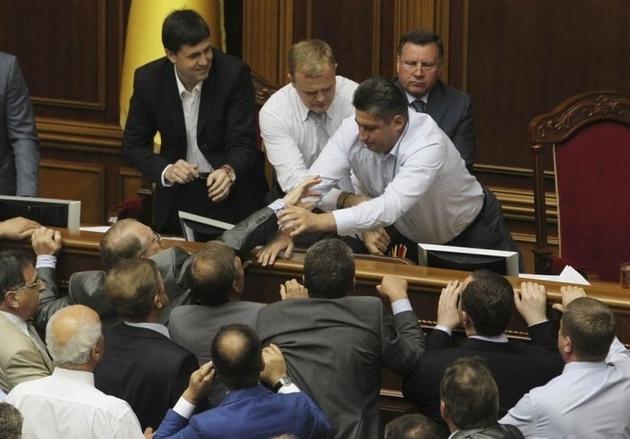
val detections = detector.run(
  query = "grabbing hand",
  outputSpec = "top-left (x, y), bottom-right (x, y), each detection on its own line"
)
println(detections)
top-left (31, 227), bottom-right (63, 256)
top-left (164, 159), bottom-right (199, 184)
top-left (256, 231), bottom-right (294, 266)
top-left (515, 282), bottom-right (548, 326)
top-left (0, 217), bottom-right (40, 240)
top-left (280, 279), bottom-right (309, 300)
top-left (282, 176), bottom-right (322, 207)
top-left (260, 344), bottom-right (288, 386)
top-left (436, 280), bottom-right (464, 330)
top-left (278, 207), bottom-right (334, 237)
top-left (377, 275), bottom-right (408, 303)
top-left (552, 285), bottom-right (587, 313)
top-left (363, 228), bottom-right (390, 256)
top-left (182, 361), bottom-right (215, 405)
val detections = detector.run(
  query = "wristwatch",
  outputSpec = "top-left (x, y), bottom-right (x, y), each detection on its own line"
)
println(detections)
top-left (220, 164), bottom-right (236, 183)
top-left (273, 375), bottom-right (293, 392)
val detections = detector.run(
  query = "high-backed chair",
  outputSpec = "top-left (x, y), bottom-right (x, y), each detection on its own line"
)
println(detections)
top-left (529, 90), bottom-right (630, 281)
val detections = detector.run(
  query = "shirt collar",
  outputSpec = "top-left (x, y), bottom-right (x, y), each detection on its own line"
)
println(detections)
top-left (469, 333), bottom-right (509, 343)
top-left (563, 360), bottom-right (608, 373)
top-left (52, 367), bottom-right (95, 386)
top-left (404, 88), bottom-right (429, 105)
top-left (174, 65), bottom-right (203, 97)
top-left (0, 310), bottom-right (28, 335)
top-left (123, 321), bottom-right (170, 339)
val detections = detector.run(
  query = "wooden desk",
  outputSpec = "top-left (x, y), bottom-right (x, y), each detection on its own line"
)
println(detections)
top-left (4, 228), bottom-right (630, 419)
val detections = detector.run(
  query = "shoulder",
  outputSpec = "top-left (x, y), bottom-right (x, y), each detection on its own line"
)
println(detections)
top-left (435, 80), bottom-right (471, 104)
top-left (211, 49), bottom-right (250, 75)
top-left (0, 51), bottom-right (16, 69)
top-left (336, 75), bottom-right (359, 97)
top-left (260, 82), bottom-right (295, 115)
top-left (135, 57), bottom-right (171, 82)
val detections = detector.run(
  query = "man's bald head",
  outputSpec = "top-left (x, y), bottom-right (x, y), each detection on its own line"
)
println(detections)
top-left (211, 324), bottom-right (262, 390)
top-left (100, 219), bottom-right (161, 270)
top-left (46, 305), bottom-right (103, 370)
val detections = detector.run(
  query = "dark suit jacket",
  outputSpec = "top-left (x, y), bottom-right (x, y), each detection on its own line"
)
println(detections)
top-left (395, 79), bottom-right (475, 171)
top-left (402, 321), bottom-right (564, 424)
top-left (122, 50), bottom-right (265, 230)
top-left (256, 296), bottom-right (425, 439)
top-left (94, 322), bottom-right (199, 430)
top-left (0, 52), bottom-right (39, 196)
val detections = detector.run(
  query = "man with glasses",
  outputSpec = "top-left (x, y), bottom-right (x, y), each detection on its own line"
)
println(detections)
top-left (395, 30), bottom-right (475, 171)
top-left (0, 249), bottom-right (54, 393)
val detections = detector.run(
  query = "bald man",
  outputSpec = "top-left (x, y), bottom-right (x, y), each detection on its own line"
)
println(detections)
top-left (6, 305), bottom-right (148, 439)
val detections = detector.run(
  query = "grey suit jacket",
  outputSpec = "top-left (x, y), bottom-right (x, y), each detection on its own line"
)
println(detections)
top-left (256, 296), bottom-right (425, 439)
top-left (0, 52), bottom-right (39, 196)
top-left (395, 79), bottom-right (475, 171)
top-left (0, 313), bottom-right (53, 393)
top-left (169, 301), bottom-right (265, 365)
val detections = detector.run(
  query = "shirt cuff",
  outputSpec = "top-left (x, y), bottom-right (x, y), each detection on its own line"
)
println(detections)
top-left (391, 298), bottom-right (412, 315)
top-left (36, 255), bottom-right (57, 269)
top-left (172, 397), bottom-right (196, 419)
top-left (331, 208), bottom-right (356, 237)
top-left (277, 383), bottom-right (300, 394)
top-left (161, 165), bottom-right (175, 187)
top-left (433, 325), bottom-right (452, 336)
top-left (268, 199), bottom-right (286, 215)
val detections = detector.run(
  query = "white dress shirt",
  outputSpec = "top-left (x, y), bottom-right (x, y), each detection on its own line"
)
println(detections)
top-left (6, 368), bottom-right (144, 439)
top-left (259, 75), bottom-right (358, 193)
top-left (309, 110), bottom-right (483, 244)
top-left (500, 338), bottom-right (630, 438)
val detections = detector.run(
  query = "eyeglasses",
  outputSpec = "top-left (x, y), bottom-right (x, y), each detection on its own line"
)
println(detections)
top-left (11, 278), bottom-right (43, 293)
top-left (400, 61), bottom-right (440, 73)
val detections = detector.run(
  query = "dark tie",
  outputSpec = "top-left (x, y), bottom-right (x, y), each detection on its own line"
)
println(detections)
top-left (308, 111), bottom-right (353, 193)
top-left (410, 99), bottom-right (426, 113)
top-left (27, 322), bottom-right (52, 361)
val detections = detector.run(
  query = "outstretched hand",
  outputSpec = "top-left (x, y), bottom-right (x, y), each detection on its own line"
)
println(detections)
top-left (515, 282), bottom-right (548, 326)
top-left (437, 280), bottom-right (465, 331)
top-left (256, 231), bottom-right (294, 266)
top-left (552, 285), bottom-right (587, 313)
top-left (282, 176), bottom-right (322, 207)
top-left (0, 217), bottom-right (40, 240)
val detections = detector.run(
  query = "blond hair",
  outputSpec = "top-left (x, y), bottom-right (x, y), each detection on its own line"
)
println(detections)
top-left (288, 39), bottom-right (336, 77)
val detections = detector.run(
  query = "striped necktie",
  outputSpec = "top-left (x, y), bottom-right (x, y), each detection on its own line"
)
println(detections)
top-left (410, 99), bottom-right (426, 113)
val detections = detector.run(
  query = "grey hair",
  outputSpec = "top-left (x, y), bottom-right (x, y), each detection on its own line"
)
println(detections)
top-left (45, 311), bottom-right (102, 367)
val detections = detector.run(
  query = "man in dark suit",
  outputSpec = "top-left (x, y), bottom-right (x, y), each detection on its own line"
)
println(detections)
top-left (256, 239), bottom-right (425, 439)
top-left (395, 30), bottom-right (475, 171)
top-left (94, 258), bottom-right (199, 430)
top-left (402, 270), bottom-right (564, 425)
top-left (0, 52), bottom-right (39, 196)
top-left (122, 9), bottom-right (266, 234)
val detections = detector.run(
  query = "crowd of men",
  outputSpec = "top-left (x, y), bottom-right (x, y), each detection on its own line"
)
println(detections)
top-left (1, 7), bottom-right (630, 439)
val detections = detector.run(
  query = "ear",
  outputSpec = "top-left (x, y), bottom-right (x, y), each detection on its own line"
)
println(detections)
top-left (153, 289), bottom-right (165, 310)
top-left (439, 400), bottom-right (448, 420)
top-left (392, 114), bottom-right (406, 130)
top-left (563, 335), bottom-right (574, 355)
top-left (5, 291), bottom-right (19, 310)
top-left (165, 49), bottom-right (177, 64)
top-left (91, 337), bottom-right (104, 363)
top-left (288, 73), bottom-right (294, 83)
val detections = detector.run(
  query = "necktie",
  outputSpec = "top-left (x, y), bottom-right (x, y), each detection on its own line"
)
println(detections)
top-left (410, 99), bottom-right (426, 113)
top-left (27, 323), bottom-right (52, 361)
top-left (308, 111), bottom-right (354, 193)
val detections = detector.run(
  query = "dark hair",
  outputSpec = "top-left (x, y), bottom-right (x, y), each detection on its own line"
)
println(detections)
top-left (562, 297), bottom-right (616, 361)
top-left (461, 270), bottom-right (514, 336)
top-left (353, 77), bottom-right (408, 122)
top-left (0, 402), bottom-right (23, 439)
top-left (104, 258), bottom-right (161, 320)
top-left (440, 357), bottom-right (498, 430)
top-left (303, 239), bottom-right (354, 298)
top-left (398, 30), bottom-right (444, 59)
top-left (99, 219), bottom-right (146, 271)
top-left (162, 9), bottom-right (210, 53)
top-left (211, 324), bottom-right (262, 389)
top-left (385, 413), bottom-right (447, 439)
top-left (188, 242), bottom-right (236, 306)
top-left (0, 249), bottom-right (33, 302)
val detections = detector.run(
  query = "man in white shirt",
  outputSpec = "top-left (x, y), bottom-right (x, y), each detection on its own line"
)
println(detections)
top-left (500, 288), bottom-right (630, 438)
top-left (6, 305), bottom-right (148, 439)
top-left (277, 77), bottom-right (518, 262)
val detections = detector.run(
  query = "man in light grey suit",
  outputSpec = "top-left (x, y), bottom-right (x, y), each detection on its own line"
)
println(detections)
top-left (0, 52), bottom-right (39, 196)
top-left (168, 241), bottom-right (265, 365)
top-left (394, 30), bottom-right (475, 171)
top-left (256, 239), bottom-right (425, 439)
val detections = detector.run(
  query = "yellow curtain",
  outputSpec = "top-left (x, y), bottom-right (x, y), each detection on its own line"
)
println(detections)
top-left (119, 0), bottom-right (224, 130)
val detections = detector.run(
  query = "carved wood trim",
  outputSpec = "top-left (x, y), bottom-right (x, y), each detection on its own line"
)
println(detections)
top-left (36, 117), bottom-right (122, 151)
top-left (31, 0), bottom-right (107, 110)
top-left (371, 0), bottom-right (382, 76)
top-left (529, 91), bottom-right (630, 143)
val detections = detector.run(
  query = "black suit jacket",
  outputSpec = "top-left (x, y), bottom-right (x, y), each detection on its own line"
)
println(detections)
top-left (94, 322), bottom-right (199, 430)
top-left (402, 321), bottom-right (564, 424)
top-left (122, 50), bottom-right (265, 230)
top-left (394, 79), bottom-right (475, 171)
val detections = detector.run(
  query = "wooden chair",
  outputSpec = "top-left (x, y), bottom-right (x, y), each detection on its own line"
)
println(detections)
top-left (529, 90), bottom-right (630, 281)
